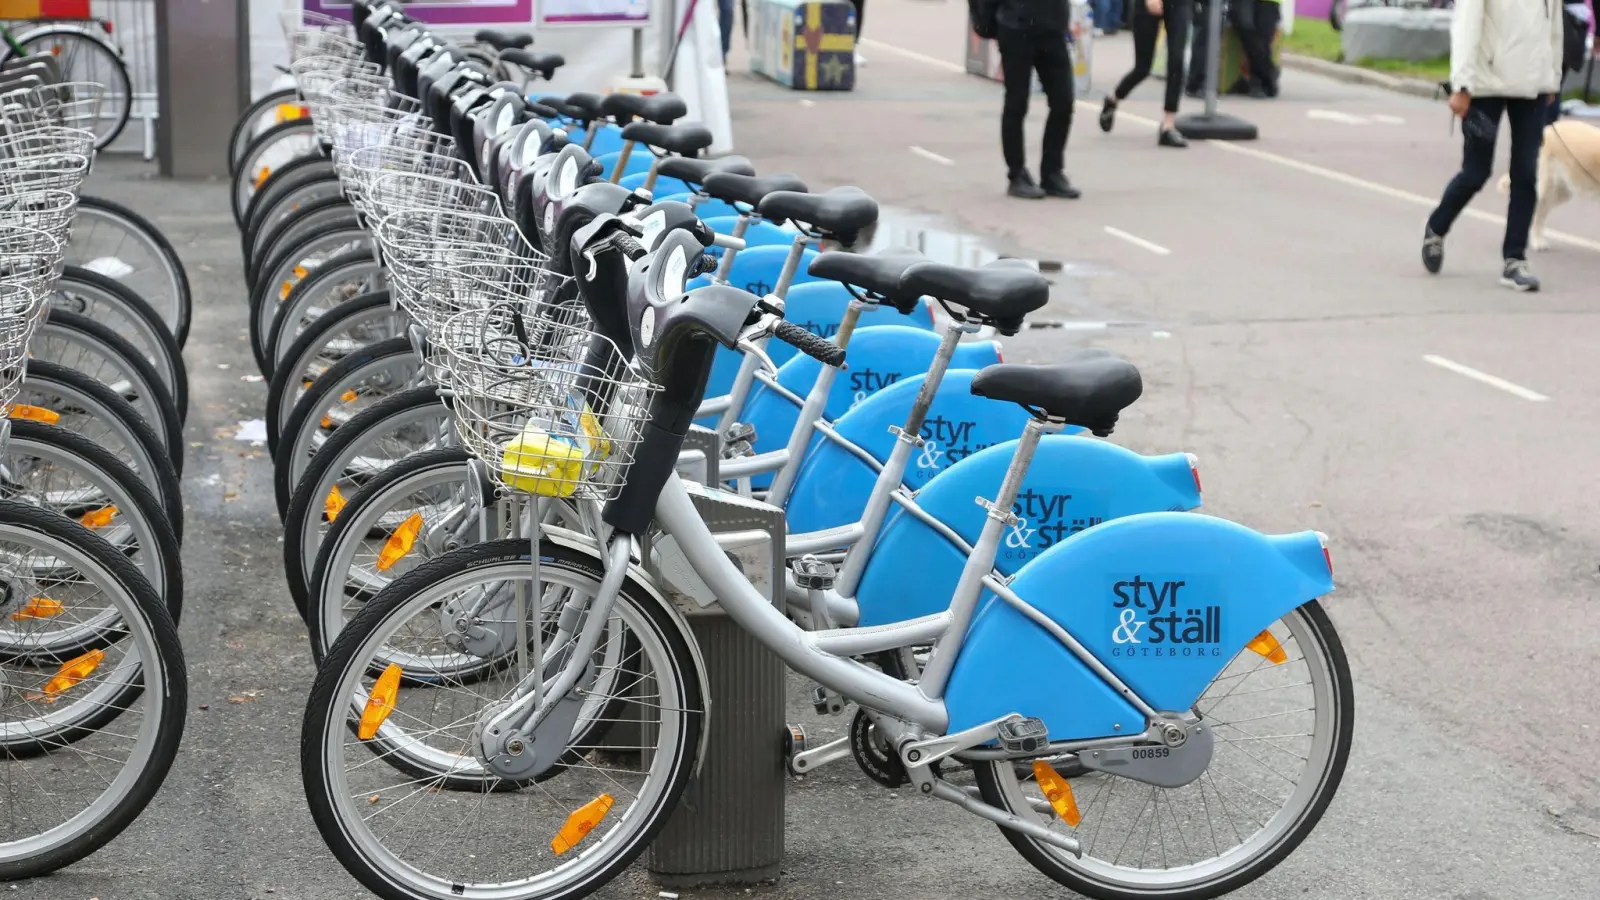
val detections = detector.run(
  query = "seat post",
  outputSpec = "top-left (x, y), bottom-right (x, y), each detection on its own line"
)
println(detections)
top-left (711, 212), bottom-right (751, 283)
top-left (713, 233), bottom-right (811, 434)
top-left (763, 297), bottom-right (868, 506)
top-left (608, 128), bottom-right (636, 185)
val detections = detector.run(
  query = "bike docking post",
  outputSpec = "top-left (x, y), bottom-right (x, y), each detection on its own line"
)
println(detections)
top-left (1173, 0), bottom-right (1258, 141)
top-left (644, 486), bottom-right (788, 887)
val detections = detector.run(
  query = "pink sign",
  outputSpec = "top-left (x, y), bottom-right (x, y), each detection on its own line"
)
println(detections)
top-left (302, 0), bottom-right (535, 26)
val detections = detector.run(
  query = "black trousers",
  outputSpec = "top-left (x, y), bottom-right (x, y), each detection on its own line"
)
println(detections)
top-left (1426, 96), bottom-right (1544, 261)
top-left (1186, 0), bottom-right (1210, 93)
top-left (998, 28), bottom-right (1075, 176)
top-left (1114, 0), bottom-right (1193, 113)
top-left (1231, 0), bottom-right (1280, 91)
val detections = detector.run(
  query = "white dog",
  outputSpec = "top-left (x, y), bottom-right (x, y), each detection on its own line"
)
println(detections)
top-left (1498, 119), bottom-right (1600, 252)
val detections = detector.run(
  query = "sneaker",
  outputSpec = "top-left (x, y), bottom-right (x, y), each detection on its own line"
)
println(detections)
top-left (1500, 258), bottom-right (1540, 292)
top-left (1158, 128), bottom-right (1188, 148)
top-left (1041, 171), bottom-right (1081, 199)
top-left (1099, 96), bottom-right (1117, 133)
top-left (1008, 171), bottom-right (1046, 199)
top-left (1421, 226), bottom-right (1444, 274)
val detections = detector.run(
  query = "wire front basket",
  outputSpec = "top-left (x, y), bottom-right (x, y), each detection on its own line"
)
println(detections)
top-left (366, 169), bottom-right (499, 226)
top-left (281, 8), bottom-right (357, 43)
top-left (0, 280), bottom-right (41, 410)
top-left (0, 188), bottom-right (79, 246)
top-left (0, 125), bottom-right (97, 165)
top-left (438, 303), bottom-right (656, 501)
top-left (288, 29), bottom-right (366, 66)
top-left (291, 56), bottom-right (385, 144)
top-left (4, 83), bottom-right (110, 136)
top-left (0, 152), bottom-right (91, 198)
top-left (0, 215), bottom-right (70, 297)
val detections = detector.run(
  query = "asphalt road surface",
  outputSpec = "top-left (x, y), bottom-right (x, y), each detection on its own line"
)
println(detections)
top-left (21, 3), bottom-right (1600, 897)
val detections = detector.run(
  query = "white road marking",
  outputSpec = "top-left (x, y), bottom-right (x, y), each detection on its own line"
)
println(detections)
top-left (1308, 109), bottom-right (1370, 125)
top-left (1422, 355), bottom-right (1549, 402)
top-left (1371, 113), bottom-right (1406, 125)
top-left (857, 38), bottom-right (966, 73)
top-left (1104, 226), bottom-right (1172, 256)
top-left (910, 145), bottom-right (955, 165)
top-left (799, 98), bottom-right (816, 107)
top-left (855, 39), bottom-right (1600, 254)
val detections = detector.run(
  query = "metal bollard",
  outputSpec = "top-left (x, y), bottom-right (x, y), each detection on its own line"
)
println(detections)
top-left (646, 482), bottom-right (788, 888)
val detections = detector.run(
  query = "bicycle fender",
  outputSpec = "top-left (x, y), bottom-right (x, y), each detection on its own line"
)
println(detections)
top-left (852, 436), bottom-right (1201, 627)
top-left (537, 523), bottom-right (714, 779)
top-left (619, 171), bottom-right (695, 199)
top-left (594, 149), bottom-right (656, 182)
top-left (944, 514), bottom-right (1334, 740)
top-left (737, 328), bottom-right (1000, 491)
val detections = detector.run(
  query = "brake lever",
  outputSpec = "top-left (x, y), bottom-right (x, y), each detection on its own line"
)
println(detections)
top-left (736, 336), bottom-right (780, 376)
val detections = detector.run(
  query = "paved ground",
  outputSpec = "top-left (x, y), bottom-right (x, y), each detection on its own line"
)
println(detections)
top-left (20, 4), bottom-right (1600, 898)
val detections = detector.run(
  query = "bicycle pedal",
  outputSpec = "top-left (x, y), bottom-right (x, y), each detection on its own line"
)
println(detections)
top-left (724, 422), bottom-right (756, 445)
top-left (996, 716), bottom-right (1049, 754)
top-left (791, 555), bottom-right (836, 590)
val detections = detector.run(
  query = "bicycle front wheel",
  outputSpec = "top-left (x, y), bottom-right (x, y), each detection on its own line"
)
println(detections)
top-left (302, 539), bottom-right (703, 900)
top-left (9, 27), bottom-right (132, 149)
top-left (972, 600), bottom-right (1354, 900)
top-left (0, 500), bottom-right (186, 880)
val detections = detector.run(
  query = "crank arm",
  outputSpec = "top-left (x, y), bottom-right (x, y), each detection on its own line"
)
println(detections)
top-left (788, 735), bottom-right (851, 775)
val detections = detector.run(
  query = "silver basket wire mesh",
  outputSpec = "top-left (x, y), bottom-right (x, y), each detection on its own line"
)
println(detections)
top-left (0, 125), bottom-right (97, 164)
top-left (0, 153), bottom-right (91, 204)
top-left (280, 9), bottom-right (356, 42)
top-left (3, 83), bottom-right (110, 135)
top-left (366, 170), bottom-right (501, 226)
top-left (0, 223), bottom-right (65, 303)
top-left (437, 302), bottom-right (655, 500)
top-left (0, 188), bottom-right (79, 247)
top-left (334, 120), bottom-right (455, 217)
top-left (377, 210), bottom-right (551, 328)
top-left (390, 244), bottom-right (566, 341)
top-left (291, 56), bottom-right (384, 144)
top-left (288, 29), bottom-right (365, 66)
top-left (0, 280), bottom-right (41, 411)
top-left (347, 144), bottom-right (476, 221)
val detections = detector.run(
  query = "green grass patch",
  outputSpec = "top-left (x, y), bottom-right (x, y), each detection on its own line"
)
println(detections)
top-left (1282, 16), bottom-right (1451, 84)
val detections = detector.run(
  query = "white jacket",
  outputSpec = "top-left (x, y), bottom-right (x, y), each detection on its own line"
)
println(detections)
top-left (1450, 0), bottom-right (1565, 98)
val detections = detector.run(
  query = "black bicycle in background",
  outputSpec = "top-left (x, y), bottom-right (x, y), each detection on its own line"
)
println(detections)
top-left (1329, 0), bottom-right (1455, 32)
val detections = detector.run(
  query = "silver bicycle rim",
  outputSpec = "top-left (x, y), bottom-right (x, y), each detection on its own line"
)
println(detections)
top-left (252, 180), bottom-right (348, 258)
top-left (983, 605), bottom-right (1341, 892)
top-left (28, 325), bottom-right (168, 453)
top-left (284, 354), bottom-right (427, 502)
top-left (13, 377), bottom-right (164, 497)
top-left (236, 125), bottom-right (319, 218)
top-left (256, 230), bottom-right (371, 348)
top-left (49, 280), bottom-right (178, 399)
top-left (0, 523), bottom-right (168, 864)
top-left (317, 558), bottom-right (690, 899)
top-left (271, 260), bottom-right (392, 374)
top-left (67, 204), bottom-right (185, 337)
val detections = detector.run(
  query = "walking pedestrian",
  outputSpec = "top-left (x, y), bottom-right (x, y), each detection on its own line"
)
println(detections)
top-left (850, 0), bottom-right (867, 66)
top-left (1422, 0), bottom-right (1565, 292)
top-left (1092, 0), bottom-right (1124, 36)
top-left (1185, 0), bottom-right (1210, 98)
top-left (1099, 0), bottom-right (1194, 146)
top-left (971, 0), bottom-right (1082, 199)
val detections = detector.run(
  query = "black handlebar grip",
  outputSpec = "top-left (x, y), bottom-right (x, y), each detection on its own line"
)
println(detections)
top-left (612, 233), bottom-right (646, 259)
top-left (772, 319), bottom-right (845, 368)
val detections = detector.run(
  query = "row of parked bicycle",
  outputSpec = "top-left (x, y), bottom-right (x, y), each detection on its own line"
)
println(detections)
top-left (0, 55), bottom-right (195, 882)
top-left (227, 4), bottom-right (1356, 900)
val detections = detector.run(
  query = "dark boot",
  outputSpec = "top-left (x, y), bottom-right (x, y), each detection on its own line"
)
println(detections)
top-left (1041, 171), bottom-right (1081, 199)
top-left (1008, 170), bottom-right (1046, 199)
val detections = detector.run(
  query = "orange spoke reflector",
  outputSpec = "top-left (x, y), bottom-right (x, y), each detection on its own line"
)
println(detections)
top-left (1031, 760), bottom-right (1082, 827)
top-left (254, 165), bottom-right (272, 189)
top-left (358, 663), bottom-right (403, 740)
top-left (6, 404), bottom-right (60, 424)
top-left (320, 414), bottom-right (334, 429)
top-left (10, 596), bottom-right (64, 621)
top-left (279, 266), bottom-right (309, 301)
top-left (376, 512), bottom-right (424, 571)
top-left (325, 484), bottom-right (347, 521)
top-left (340, 389), bottom-right (357, 402)
top-left (552, 794), bottom-right (615, 855)
top-left (78, 505), bottom-right (118, 529)
top-left (44, 649), bottom-right (105, 699)
top-left (1246, 629), bottom-right (1288, 665)
top-left (274, 103), bottom-right (309, 122)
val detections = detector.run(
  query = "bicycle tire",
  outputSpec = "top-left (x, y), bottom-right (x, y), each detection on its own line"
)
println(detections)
top-left (280, 387), bottom-right (447, 603)
top-left (266, 288), bottom-right (397, 454)
top-left (233, 118), bottom-right (320, 226)
top-left (301, 539), bottom-right (701, 900)
top-left (972, 599), bottom-right (1355, 900)
top-left (0, 500), bottom-right (186, 880)
top-left (245, 196), bottom-right (355, 289)
top-left (2, 26), bottom-right (132, 149)
top-left (263, 251), bottom-right (384, 379)
top-left (19, 357), bottom-right (184, 523)
top-left (71, 195), bottom-right (194, 347)
top-left (229, 87), bottom-right (301, 176)
top-left (272, 336), bottom-right (417, 512)
top-left (247, 221), bottom-right (368, 373)
top-left (35, 308), bottom-right (186, 443)
top-left (301, 446), bottom-right (477, 628)
top-left (242, 160), bottom-right (341, 262)
top-left (56, 265), bottom-right (188, 420)
top-left (6, 418), bottom-right (184, 620)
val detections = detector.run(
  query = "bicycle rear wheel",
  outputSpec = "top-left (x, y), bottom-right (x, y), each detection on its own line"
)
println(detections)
top-left (972, 600), bottom-right (1354, 900)
top-left (6, 27), bottom-right (132, 149)
top-left (68, 196), bottom-right (194, 348)
top-left (230, 87), bottom-right (305, 177)
top-left (0, 500), bottom-right (186, 880)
